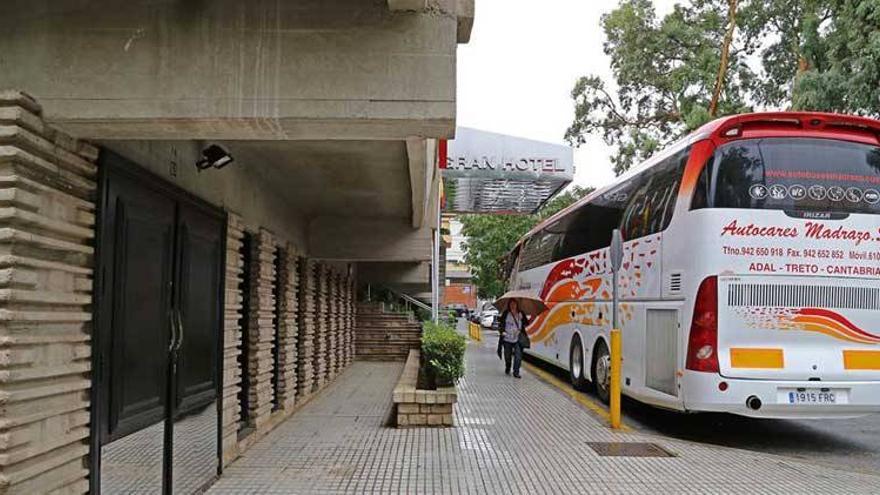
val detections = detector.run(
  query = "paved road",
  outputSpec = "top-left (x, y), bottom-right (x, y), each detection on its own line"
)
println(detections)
top-left (622, 397), bottom-right (880, 475)
top-left (520, 349), bottom-right (880, 475)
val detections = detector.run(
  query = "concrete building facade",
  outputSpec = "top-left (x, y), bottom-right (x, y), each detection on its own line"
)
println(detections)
top-left (0, 1), bottom-right (474, 493)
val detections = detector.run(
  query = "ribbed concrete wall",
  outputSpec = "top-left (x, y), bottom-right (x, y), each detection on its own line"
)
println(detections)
top-left (221, 213), bottom-right (245, 466)
top-left (276, 245), bottom-right (299, 410)
top-left (0, 91), bottom-right (97, 494)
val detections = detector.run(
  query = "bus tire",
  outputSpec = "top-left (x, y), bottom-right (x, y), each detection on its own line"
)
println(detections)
top-left (569, 336), bottom-right (588, 391)
top-left (591, 339), bottom-right (611, 404)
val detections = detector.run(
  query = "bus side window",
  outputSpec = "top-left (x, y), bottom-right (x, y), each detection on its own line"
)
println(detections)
top-left (519, 230), bottom-right (561, 271)
top-left (621, 148), bottom-right (689, 240)
top-left (505, 245), bottom-right (521, 286)
top-left (690, 156), bottom-right (712, 210)
top-left (621, 181), bottom-right (650, 240)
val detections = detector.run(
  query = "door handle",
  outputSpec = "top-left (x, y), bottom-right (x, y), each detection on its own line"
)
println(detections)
top-left (175, 310), bottom-right (184, 352)
top-left (168, 311), bottom-right (178, 352)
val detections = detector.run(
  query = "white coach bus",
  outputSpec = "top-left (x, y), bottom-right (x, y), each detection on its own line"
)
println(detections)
top-left (506, 112), bottom-right (880, 418)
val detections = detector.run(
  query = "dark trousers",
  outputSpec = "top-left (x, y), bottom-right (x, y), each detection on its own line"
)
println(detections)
top-left (502, 341), bottom-right (522, 375)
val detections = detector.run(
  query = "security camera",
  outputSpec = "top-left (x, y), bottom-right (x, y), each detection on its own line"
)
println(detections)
top-left (196, 144), bottom-right (233, 171)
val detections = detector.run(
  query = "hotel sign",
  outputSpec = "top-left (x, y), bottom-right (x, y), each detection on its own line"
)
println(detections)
top-left (442, 127), bottom-right (574, 213)
top-left (447, 156), bottom-right (567, 174)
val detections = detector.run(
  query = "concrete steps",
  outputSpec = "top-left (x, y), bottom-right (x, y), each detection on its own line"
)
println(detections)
top-left (355, 304), bottom-right (422, 362)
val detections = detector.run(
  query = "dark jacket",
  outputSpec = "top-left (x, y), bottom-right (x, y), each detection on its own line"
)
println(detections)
top-left (497, 309), bottom-right (529, 353)
top-left (499, 310), bottom-right (528, 334)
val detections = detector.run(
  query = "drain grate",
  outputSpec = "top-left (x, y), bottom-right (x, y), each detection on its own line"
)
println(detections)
top-left (586, 442), bottom-right (675, 457)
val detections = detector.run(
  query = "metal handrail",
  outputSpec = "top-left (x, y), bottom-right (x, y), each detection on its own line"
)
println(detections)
top-left (366, 284), bottom-right (432, 313)
top-left (395, 290), bottom-right (433, 313)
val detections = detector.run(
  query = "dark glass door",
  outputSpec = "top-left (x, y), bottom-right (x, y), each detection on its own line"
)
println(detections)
top-left (171, 201), bottom-right (224, 495)
top-left (96, 151), bottom-right (224, 495)
top-left (175, 203), bottom-right (222, 414)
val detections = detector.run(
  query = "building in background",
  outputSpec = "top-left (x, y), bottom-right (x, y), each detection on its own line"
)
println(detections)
top-left (441, 216), bottom-right (477, 310)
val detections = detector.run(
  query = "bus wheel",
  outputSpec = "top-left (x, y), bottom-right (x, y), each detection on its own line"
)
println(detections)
top-left (569, 336), bottom-right (588, 391)
top-left (591, 340), bottom-right (611, 404)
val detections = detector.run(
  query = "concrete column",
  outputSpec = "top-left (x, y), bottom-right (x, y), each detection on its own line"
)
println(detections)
top-left (345, 274), bottom-right (355, 367)
top-left (328, 269), bottom-right (340, 378)
top-left (221, 212), bottom-right (245, 466)
top-left (314, 263), bottom-right (329, 389)
top-left (246, 229), bottom-right (277, 429)
top-left (276, 246), bottom-right (299, 409)
top-left (0, 90), bottom-right (97, 494)
top-left (296, 259), bottom-right (316, 398)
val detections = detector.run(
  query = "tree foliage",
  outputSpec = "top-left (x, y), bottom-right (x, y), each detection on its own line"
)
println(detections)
top-left (793, 1), bottom-right (880, 114)
top-left (566, 0), bottom-right (755, 175)
top-left (459, 186), bottom-right (592, 299)
top-left (567, 0), bottom-right (880, 176)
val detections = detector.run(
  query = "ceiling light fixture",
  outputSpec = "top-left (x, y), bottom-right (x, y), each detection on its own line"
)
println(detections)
top-left (196, 144), bottom-right (234, 171)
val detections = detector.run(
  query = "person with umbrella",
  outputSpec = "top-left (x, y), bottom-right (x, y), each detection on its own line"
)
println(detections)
top-left (494, 291), bottom-right (544, 378)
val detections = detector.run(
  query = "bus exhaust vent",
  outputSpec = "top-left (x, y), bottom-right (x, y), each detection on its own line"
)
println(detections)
top-left (727, 284), bottom-right (880, 310)
top-left (667, 272), bottom-right (683, 296)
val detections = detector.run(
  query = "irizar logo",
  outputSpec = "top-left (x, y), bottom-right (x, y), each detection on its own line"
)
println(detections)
top-left (800, 211), bottom-right (833, 219)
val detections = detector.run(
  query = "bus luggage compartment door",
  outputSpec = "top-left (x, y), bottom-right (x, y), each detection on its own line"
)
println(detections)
top-left (717, 275), bottom-right (880, 382)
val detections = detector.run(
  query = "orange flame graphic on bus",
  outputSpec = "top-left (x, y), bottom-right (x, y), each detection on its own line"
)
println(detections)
top-left (781, 308), bottom-right (880, 345)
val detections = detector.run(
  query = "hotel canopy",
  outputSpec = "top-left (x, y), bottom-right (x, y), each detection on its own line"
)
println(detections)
top-left (442, 127), bottom-right (574, 214)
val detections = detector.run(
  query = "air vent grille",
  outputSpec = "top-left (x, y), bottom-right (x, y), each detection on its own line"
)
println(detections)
top-left (727, 284), bottom-right (880, 310)
top-left (667, 272), bottom-right (683, 295)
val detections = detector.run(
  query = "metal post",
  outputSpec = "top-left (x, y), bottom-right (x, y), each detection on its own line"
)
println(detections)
top-left (609, 229), bottom-right (624, 430)
top-left (431, 183), bottom-right (441, 323)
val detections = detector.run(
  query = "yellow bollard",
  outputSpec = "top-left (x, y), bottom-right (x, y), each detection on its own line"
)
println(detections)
top-left (610, 328), bottom-right (622, 429)
top-left (468, 322), bottom-right (482, 342)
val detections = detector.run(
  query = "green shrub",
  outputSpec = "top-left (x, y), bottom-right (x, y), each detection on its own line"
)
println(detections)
top-left (421, 321), bottom-right (466, 387)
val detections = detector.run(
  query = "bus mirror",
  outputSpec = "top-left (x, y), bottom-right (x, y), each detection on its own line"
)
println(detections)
top-left (610, 229), bottom-right (624, 272)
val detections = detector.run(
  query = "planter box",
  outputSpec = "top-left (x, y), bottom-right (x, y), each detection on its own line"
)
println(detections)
top-left (392, 350), bottom-right (457, 427)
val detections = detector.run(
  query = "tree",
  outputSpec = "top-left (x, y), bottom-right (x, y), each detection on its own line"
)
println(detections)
top-left (566, 0), bottom-right (880, 175)
top-left (738, 0), bottom-right (834, 107)
top-left (459, 213), bottom-right (534, 299)
top-left (793, 1), bottom-right (880, 115)
top-left (459, 186), bottom-right (592, 298)
top-left (709, 0), bottom-right (740, 118)
top-left (566, 0), bottom-right (755, 175)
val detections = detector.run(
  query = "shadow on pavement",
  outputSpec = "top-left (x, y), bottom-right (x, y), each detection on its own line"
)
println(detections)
top-left (512, 337), bottom-right (880, 473)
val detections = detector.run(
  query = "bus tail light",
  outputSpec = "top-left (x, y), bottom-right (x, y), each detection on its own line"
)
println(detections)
top-left (686, 276), bottom-right (719, 373)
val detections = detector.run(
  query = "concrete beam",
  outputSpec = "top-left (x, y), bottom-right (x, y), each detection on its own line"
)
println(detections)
top-left (407, 137), bottom-right (438, 229)
top-left (0, 0), bottom-right (458, 140)
top-left (309, 216), bottom-right (432, 262)
top-left (457, 0), bottom-right (475, 43)
top-left (391, 284), bottom-right (433, 297)
top-left (412, 291), bottom-right (434, 301)
top-left (407, 137), bottom-right (427, 229)
top-left (358, 262), bottom-right (430, 285)
top-left (426, 157), bottom-right (441, 230)
top-left (387, 0), bottom-right (474, 43)
top-left (387, 0), bottom-right (428, 10)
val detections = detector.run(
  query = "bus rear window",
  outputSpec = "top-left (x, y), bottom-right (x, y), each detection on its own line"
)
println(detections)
top-left (693, 138), bottom-right (880, 214)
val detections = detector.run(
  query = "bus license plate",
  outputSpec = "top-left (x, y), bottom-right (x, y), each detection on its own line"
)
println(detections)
top-left (788, 390), bottom-right (836, 405)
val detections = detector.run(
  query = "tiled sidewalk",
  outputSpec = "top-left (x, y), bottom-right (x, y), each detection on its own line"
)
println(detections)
top-left (208, 338), bottom-right (880, 494)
